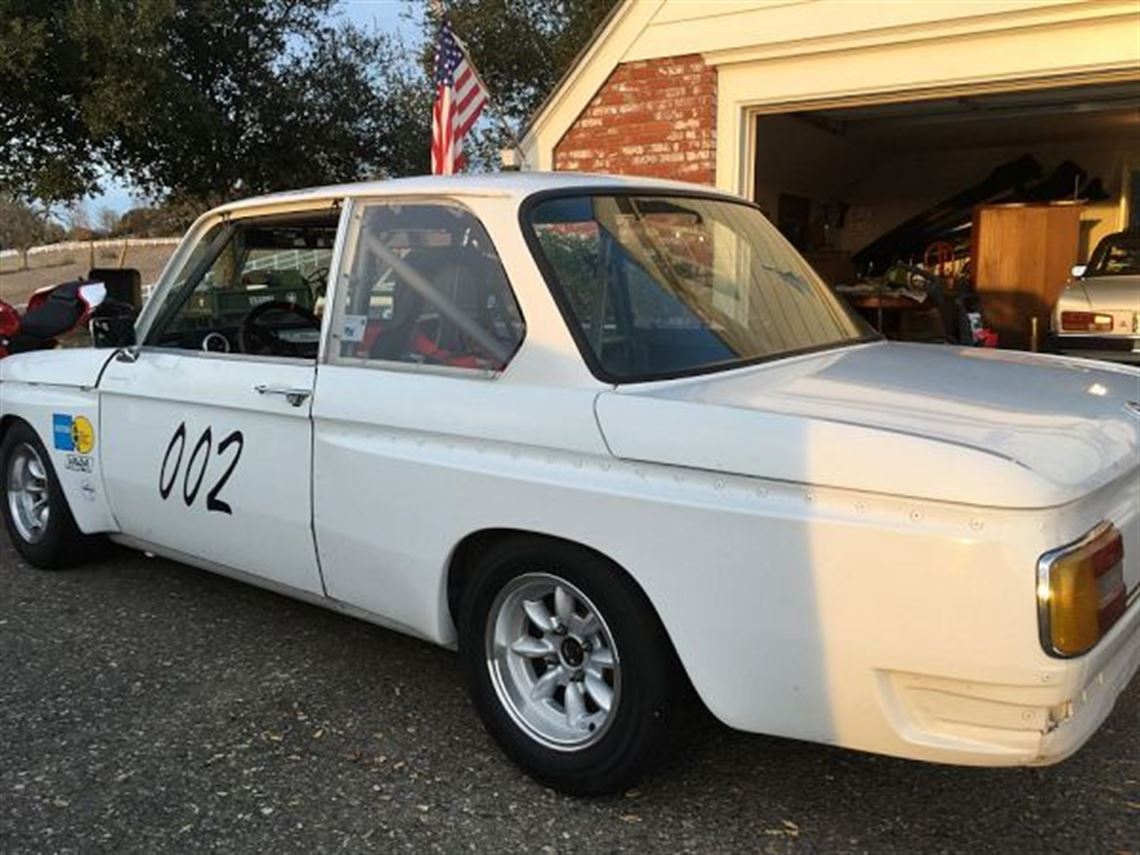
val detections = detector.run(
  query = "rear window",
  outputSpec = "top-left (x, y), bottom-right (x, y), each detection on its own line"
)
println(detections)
top-left (1087, 233), bottom-right (1140, 276)
top-left (525, 193), bottom-right (872, 382)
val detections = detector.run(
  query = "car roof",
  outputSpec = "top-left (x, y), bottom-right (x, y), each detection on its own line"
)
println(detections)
top-left (212, 171), bottom-right (740, 216)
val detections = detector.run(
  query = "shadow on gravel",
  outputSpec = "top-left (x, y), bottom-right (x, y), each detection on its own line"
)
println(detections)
top-left (1, 539), bottom-right (1136, 854)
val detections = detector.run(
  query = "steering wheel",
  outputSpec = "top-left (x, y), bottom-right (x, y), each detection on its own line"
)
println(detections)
top-left (238, 300), bottom-right (320, 358)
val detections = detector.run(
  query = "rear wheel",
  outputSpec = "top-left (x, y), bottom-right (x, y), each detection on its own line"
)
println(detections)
top-left (1, 421), bottom-right (91, 568)
top-left (458, 537), bottom-right (686, 795)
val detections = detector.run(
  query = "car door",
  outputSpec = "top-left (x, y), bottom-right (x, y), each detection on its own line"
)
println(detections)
top-left (310, 199), bottom-right (530, 631)
top-left (97, 208), bottom-right (341, 595)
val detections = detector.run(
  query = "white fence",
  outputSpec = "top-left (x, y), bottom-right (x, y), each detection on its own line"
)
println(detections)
top-left (0, 237), bottom-right (182, 271)
top-left (244, 248), bottom-right (327, 273)
top-left (0, 236), bottom-right (180, 261)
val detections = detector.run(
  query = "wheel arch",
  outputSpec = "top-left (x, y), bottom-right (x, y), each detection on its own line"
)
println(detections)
top-left (0, 389), bottom-right (118, 535)
top-left (0, 413), bottom-right (17, 445)
top-left (443, 527), bottom-right (692, 686)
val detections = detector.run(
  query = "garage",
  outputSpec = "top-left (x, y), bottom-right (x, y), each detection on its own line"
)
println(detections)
top-left (752, 81), bottom-right (1140, 347)
top-left (519, 0), bottom-right (1140, 350)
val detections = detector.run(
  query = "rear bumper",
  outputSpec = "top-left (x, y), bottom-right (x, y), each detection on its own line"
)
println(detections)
top-left (1035, 593), bottom-right (1140, 764)
top-left (876, 596), bottom-right (1140, 766)
top-left (1049, 333), bottom-right (1140, 364)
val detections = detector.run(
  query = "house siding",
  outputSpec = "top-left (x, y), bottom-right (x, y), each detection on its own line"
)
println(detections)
top-left (553, 54), bottom-right (717, 185)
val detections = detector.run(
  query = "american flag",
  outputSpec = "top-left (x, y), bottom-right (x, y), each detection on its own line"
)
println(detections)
top-left (431, 20), bottom-right (488, 175)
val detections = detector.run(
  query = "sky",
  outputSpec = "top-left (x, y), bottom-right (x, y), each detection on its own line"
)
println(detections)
top-left (86, 0), bottom-right (426, 216)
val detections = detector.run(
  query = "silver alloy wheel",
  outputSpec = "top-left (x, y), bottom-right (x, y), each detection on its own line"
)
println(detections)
top-left (485, 572), bottom-right (621, 751)
top-left (6, 442), bottom-right (50, 544)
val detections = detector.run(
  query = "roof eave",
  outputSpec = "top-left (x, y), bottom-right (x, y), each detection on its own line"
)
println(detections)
top-left (519, 0), bottom-right (639, 148)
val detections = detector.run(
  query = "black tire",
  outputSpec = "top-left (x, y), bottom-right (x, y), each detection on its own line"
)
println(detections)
top-left (458, 537), bottom-right (686, 795)
top-left (0, 420), bottom-right (93, 568)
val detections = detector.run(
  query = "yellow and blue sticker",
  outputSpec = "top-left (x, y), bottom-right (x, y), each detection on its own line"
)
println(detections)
top-left (52, 414), bottom-right (95, 455)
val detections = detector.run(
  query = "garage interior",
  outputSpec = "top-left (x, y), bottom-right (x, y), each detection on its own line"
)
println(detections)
top-left (752, 81), bottom-right (1140, 348)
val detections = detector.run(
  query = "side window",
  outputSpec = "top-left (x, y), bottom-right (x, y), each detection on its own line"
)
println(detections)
top-left (335, 202), bottom-right (524, 371)
top-left (146, 215), bottom-right (338, 359)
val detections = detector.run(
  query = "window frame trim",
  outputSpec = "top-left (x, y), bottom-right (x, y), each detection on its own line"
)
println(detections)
top-left (518, 186), bottom-right (879, 386)
top-left (322, 196), bottom-right (527, 379)
top-left (137, 204), bottom-right (345, 366)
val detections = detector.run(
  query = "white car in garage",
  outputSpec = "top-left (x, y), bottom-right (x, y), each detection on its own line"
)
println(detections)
top-left (1051, 230), bottom-right (1140, 363)
top-left (2, 174), bottom-right (1138, 795)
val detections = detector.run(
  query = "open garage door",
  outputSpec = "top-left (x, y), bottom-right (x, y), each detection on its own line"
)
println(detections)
top-left (751, 80), bottom-right (1140, 349)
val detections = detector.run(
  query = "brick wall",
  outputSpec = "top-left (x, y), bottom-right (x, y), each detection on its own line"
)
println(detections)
top-left (553, 54), bottom-right (717, 185)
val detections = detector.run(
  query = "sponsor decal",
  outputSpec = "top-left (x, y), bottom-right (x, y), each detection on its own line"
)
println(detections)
top-left (72, 416), bottom-right (95, 454)
top-left (81, 481), bottom-right (97, 501)
top-left (52, 414), bottom-right (75, 450)
top-left (342, 314), bottom-right (367, 342)
top-left (64, 454), bottom-right (93, 473)
top-left (52, 414), bottom-right (96, 454)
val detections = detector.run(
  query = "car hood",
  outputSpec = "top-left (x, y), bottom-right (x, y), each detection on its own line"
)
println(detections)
top-left (595, 342), bottom-right (1140, 509)
top-left (0, 347), bottom-right (115, 389)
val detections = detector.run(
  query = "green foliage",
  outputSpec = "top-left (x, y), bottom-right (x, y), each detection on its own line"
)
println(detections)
top-left (0, 1), bottom-right (104, 201)
top-left (0, 0), bottom-right (616, 204)
top-left (0, 0), bottom-right (432, 204)
top-left (0, 195), bottom-right (65, 251)
top-left (110, 202), bottom-right (201, 237)
top-left (534, 228), bottom-right (601, 322)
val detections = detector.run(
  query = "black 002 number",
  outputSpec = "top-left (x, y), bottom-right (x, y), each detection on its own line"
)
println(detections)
top-left (158, 422), bottom-right (244, 515)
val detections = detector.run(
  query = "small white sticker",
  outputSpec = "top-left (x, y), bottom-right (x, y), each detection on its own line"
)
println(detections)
top-left (342, 314), bottom-right (367, 342)
top-left (64, 454), bottom-right (93, 473)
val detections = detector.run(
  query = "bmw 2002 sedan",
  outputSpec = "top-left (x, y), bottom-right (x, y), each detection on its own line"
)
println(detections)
top-left (1051, 230), bottom-right (1140, 364)
top-left (2, 174), bottom-right (1138, 795)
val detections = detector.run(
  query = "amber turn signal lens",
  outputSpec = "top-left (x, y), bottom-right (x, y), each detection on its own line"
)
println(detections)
top-left (1039, 523), bottom-right (1127, 657)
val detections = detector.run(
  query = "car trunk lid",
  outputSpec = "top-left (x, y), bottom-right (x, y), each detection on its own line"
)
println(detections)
top-left (595, 342), bottom-right (1140, 510)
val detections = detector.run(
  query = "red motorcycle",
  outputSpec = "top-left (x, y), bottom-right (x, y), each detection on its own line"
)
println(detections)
top-left (0, 269), bottom-right (140, 358)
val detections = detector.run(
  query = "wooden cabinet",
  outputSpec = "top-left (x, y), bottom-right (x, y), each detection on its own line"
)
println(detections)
top-left (971, 202), bottom-right (1082, 350)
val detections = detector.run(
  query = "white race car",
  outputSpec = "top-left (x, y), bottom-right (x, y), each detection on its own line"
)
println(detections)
top-left (2, 174), bottom-right (1138, 794)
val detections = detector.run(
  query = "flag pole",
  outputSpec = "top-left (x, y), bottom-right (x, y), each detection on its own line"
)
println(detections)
top-left (449, 30), bottom-right (527, 169)
top-left (431, 2), bottom-right (528, 169)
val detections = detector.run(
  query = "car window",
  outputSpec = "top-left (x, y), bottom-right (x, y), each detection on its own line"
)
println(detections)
top-left (1087, 234), bottom-right (1140, 276)
top-left (527, 194), bottom-right (872, 381)
top-left (333, 202), bottom-right (524, 371)
top-left (146, 215), bottom-right (338, 359)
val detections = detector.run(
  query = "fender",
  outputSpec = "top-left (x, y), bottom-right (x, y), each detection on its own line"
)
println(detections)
top-left (0, 348), bottom-right (120, 534)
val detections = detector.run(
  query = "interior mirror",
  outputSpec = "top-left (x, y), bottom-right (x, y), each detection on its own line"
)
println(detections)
top-left (1070, 264), bottom-right (1086, 279)
top-left (90, 314), bottom-right (137, 349)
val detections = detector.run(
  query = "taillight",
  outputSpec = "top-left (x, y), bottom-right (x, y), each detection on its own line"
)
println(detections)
top-left (1060, 311), bottom-right (1114, 332)
top-left (1037, 523), bottom-right (1127, 657)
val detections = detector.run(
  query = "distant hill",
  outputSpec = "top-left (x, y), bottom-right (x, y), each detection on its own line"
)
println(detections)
top-left (0, 239), bottom-right (179, 308)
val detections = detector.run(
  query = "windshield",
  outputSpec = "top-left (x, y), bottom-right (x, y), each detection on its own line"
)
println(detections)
top-left (525, 193), bottom-right (874, 381)
top-left (1086, 232), bottom-right (1140, 277)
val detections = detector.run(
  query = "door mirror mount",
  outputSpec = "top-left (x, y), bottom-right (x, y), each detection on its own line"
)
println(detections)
top-left (90, 314), bottom-right (137, 349)
top-left (1070, 264), bottom-right (1087, 279)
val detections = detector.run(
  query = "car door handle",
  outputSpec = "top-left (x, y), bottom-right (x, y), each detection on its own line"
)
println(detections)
top-left (253, 384), bottom-right (312, 407)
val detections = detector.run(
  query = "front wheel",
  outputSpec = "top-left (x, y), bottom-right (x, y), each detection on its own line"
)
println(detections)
top-left (1, 420), bottom-right (92, 568)
top-left (458, 538), bottom-right (686, 795)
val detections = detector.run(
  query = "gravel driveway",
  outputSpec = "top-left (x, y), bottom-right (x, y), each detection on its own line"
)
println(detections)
top-left (2, 536), bottom-right (1137, 854)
